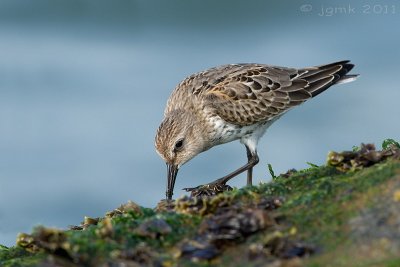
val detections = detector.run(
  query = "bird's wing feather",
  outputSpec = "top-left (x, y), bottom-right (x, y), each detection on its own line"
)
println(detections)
top-left (198, 61), bottom-right (355, 126)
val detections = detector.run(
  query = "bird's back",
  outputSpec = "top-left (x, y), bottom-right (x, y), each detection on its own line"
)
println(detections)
top-left (164, 61), bottom-right (357, 127)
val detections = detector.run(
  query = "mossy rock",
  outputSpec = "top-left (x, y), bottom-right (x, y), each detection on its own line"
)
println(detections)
top-left (1, 141), bottom-right (400, 266)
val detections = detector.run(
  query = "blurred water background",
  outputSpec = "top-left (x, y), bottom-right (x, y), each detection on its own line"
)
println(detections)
top-left (1, 0), bottom-right (399, 246)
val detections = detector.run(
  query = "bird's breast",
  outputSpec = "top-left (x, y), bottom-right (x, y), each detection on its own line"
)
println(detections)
top-left (205, 115), bottom-right (263, 146)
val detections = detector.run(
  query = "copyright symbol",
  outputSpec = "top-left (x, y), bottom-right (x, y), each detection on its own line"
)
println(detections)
top-left (300, 4), bottom-right (312, 12)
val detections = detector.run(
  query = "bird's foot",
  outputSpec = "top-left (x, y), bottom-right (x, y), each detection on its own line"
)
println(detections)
top-left (183, 180), bottom-right (232, 198)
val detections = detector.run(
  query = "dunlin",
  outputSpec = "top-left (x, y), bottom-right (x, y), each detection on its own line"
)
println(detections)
top-left (155, 61), bottom-right (358, 200)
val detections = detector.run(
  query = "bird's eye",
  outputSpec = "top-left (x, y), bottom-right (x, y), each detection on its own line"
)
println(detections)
top-left (174, 139), bottom-right (184, 151)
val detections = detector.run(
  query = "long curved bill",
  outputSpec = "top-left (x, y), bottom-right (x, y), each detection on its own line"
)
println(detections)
top-left (166, 164), bottom-right (179, 200)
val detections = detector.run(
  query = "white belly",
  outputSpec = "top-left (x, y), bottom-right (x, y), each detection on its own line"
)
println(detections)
top-left (208, 115), bottom-right (273, 147)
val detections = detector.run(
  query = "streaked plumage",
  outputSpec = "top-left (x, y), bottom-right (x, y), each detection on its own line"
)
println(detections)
top-left (155, 60), bottom-right (358, 200)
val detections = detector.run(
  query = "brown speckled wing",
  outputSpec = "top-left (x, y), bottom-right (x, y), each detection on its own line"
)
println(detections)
top-left (201, 61), bottom-right (354, 126)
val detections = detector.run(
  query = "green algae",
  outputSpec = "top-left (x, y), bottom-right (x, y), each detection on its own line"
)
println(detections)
top-left (0, 246), bottom-right (44, 267)
top-left (63, 211), bottom-right (201, 265)
top-left (382, 138), bottom-right (400, 150)
top-left (2, 141), bottom-right (400, 266)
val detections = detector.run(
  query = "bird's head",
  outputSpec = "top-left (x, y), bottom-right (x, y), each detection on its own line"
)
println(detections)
top-left (155, 110), bottom-right (205, 200)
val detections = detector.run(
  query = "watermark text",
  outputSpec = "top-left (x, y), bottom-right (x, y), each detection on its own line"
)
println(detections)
top-left (300, 3), bottom-right (397, 16)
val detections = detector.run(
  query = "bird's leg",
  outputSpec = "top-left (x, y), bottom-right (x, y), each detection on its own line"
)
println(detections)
top-left (184, 147), bottom-right (259, 197)
top-left (214, 146), bottom-right (259, 185)
top-left (246, 146), bottom-right (253, 186)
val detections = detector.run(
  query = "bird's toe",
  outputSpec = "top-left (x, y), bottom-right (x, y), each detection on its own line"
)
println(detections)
top-left (183, 182), bottom-right (232, 198)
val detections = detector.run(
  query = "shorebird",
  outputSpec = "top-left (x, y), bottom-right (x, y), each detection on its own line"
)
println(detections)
top-left (155, 60), bottom-right (358, 200)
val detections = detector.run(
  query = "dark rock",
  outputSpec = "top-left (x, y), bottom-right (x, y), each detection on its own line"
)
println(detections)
top-left (134, 218), bottom-right (172, 239)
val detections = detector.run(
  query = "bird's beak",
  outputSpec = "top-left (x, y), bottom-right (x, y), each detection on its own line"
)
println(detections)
top-left (166, 164), bottom-right (179, 200)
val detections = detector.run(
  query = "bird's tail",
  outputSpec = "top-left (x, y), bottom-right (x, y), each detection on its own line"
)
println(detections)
top-left (298, 60), bottom-right (359, 97)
